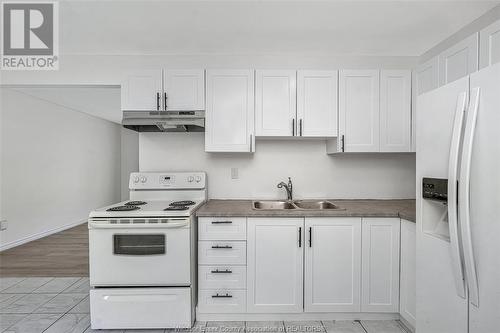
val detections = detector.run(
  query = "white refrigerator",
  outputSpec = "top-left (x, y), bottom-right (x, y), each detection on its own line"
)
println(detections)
top-left (416, 63), bottom-right (500, 333)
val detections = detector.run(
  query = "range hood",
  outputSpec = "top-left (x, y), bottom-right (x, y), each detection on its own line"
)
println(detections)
top-left (122, 111), bottom-right (205, 132)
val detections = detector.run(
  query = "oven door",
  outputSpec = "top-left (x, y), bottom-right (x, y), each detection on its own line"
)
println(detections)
top-left (89, 218), bottom-right (191, 286)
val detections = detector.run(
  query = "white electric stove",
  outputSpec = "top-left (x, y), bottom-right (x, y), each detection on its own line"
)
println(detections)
top-left (88, 172), bottom-right (206, 330)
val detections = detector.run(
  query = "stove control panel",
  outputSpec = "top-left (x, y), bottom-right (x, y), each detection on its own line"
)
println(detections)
top-left (129, 172), bottom-right (206, 190)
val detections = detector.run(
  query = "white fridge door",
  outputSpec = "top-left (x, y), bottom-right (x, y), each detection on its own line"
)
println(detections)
top-left (466, 63), bottom-right (500, 333)
top-left (416, 77), bottom-right (469, 333)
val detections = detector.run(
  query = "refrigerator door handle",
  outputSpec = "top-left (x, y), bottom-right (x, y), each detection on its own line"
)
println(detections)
top-left (459, 87), bottom-right (481, 307)
top-left (447, 91), bottom-right (468, 299)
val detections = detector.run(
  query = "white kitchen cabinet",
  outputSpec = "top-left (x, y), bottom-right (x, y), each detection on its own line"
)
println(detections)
top-left (297, 70), bottom-right (338, 137)
top-left (361, 218), bottom-right (400, 312)
top-left (247, 218), bottom-right (303, 313)
top-left (380, 70), bottom-right (411, 152)
top-left (205, 70), bottom-right (255, 152)
top-left (255, 70), bottom-right (297, 137)
top-left (338, 70), bottom-right (380, 152)
top-left (415, 57), bottom-right (439, 95)
top-left (121, 70), bottom-right (162, 111)
top-left (163, 70), bottom-right (205, 111)
top-left (400, 220), bottom-right (416, 329)
top-left (439, 33), bottom-right (479, 86)
top-left (304, 217), bottom-right (361, 312)
top-left (479, 19), bottom-right (500, 69)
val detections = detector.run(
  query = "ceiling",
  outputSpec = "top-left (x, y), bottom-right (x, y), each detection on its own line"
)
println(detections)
top-left (59, 0), bottom-right (500, 57)
top-left (9, 87), bottom-right (122, 124)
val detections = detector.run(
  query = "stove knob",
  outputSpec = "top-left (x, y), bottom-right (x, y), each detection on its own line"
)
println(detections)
top-left (195, 175), bottom-right (201, 183)
top-left (188, 176), bottom-right (194, 183)
top-left (140, 176), bottom-right (147, 183)
top-left (133, 176), bottom-right (140, 183)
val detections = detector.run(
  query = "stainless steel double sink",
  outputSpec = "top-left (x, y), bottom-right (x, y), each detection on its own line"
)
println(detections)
top-left (252, 200), bottom-right (345, 210)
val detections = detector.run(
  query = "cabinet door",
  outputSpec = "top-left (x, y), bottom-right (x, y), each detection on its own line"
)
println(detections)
top-left (255, 70), bottom-right (296, 137)
top-left (305, 218), bottom-right (361, 312)
top-left (439, 33), bottom-right (479, 86)
top-left (297, 70), bottom-right (338, 137)
top-left (361, 218), bottom-right (400, 312)
top-left (121, 70), bottom-right (162, 111)
top-left (479, 19), bottom-right (500, 69)
top-left (339, 70), bottom-right (380, 152)
top-left (400, 220), bottom-right (416, 329)
top-left (205, 70), bottom-right (255, 152)
top-left (163, 70), bottom-right (205, 111)
top-left (247, 218), bottom-right (303, 313)
top-left (380, 70), bottom-right (411, 152)
top-left (415, 56), bottom-right (439, 95)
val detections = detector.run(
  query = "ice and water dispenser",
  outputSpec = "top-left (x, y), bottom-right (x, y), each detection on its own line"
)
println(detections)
top-left (422, 177), bottom-right (451, 240)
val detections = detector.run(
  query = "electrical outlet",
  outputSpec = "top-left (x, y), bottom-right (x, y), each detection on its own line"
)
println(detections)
top-left (231, 168), bottom-right (239, 179)
top-left (0, 220), bottom-right (7, 231)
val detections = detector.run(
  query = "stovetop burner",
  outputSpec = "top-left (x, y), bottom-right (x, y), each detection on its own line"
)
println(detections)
top-left (164, 206), bottom-right (189, 211)
top-left (170, 200), bottom-right (196, 206)
top-left (107, 205), bottom-right (141, 212)
top-left (125, 201), bottom-right (147, 206)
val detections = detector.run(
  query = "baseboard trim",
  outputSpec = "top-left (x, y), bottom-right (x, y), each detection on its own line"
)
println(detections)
top-left (398, 316), bottom-right (415, 333)
top-left (196, 312), bottom-right (400, 321)
top-left (0, 219), bottom-right (87, 252)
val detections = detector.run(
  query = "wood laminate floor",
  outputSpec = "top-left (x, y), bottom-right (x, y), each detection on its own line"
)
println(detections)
top-left (0, 224), bottom-right (89, 277)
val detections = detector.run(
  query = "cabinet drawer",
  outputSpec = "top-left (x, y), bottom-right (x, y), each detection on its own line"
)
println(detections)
top-left (198, 217), bottom-right (247, 240)
top-left (199, 266), bottom-right (246, 290)
top-left (198, 290), bottom-right (246, 313)
top-left (198, 241), bottom-right (246, 265)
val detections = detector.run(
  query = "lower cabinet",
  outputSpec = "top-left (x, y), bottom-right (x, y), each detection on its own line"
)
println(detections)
top-left (361, 218), bottom-right (401, 312)
top-left (246, 218), bottom-right (304, 313)
top-left (304, 217), bottom-right (362, 312)
top-left (198, 216), bottom-right (403, 316)
top-left (400, 220), bottom-right (416, 328)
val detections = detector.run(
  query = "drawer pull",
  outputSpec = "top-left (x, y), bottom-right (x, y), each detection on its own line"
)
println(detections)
top-left (211, 269), bottom-right (233, 274)
top-left (211, 221), bottom-right (233, 224)
top-left (211, 245), bottom-right (233, 249)
top-left (212, 293), bottom-right (233, 298)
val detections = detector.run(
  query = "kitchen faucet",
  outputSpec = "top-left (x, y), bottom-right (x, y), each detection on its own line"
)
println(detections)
top-left (277, 177), bottom-right (293, 201)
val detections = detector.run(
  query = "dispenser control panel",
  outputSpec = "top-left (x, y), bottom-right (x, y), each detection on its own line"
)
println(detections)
top-left (422, 177), bottom-right (448, 202)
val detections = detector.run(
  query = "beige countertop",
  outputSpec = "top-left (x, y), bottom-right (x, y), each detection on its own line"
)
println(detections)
top-left (196, 199), bottom-right (416, 223)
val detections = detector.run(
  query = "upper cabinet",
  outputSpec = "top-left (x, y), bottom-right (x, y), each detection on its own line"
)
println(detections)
top-left (439, 33), bottom-right (479, 86)
top-left (334, 69), bottom-right (411, 153)
top-left (121, 69), bottom-right (205, 111)
top-left (480, 19), bottom-right (500, 69)
top-left (255, 70), bottom-right (338, 138)
top-left (255, 70), bottom-right (297, 137)
top-left (415, 57), bottom-right (439, 95)
top-left (380, 70), bottom-right (411, 152)
top-left (338, 70), bottom-right (380, 152)
top-left (297, 70), bottom-right (338, 137)
top-left (121, 70), bottom-right (163, 111)
top-left (205, 70), bottom-right (255, 153)
top-left (163, 70), bottom-right (205, 111)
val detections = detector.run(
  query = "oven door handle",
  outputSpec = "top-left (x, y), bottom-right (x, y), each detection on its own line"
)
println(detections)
top-left (89, 219), bottom-right (189, 229)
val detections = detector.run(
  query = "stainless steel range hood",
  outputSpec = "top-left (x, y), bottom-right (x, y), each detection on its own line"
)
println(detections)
top-left (122, 111), bottom-right (205, 132)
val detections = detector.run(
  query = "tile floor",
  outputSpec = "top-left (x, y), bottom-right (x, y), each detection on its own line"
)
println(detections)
top-left (0, 278), bottom-right (409, 333)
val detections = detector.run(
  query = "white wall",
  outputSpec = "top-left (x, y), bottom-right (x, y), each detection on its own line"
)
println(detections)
top-left (140, 133), bottom-right (416, 200)
top-left (0, 89), bottom-right (122, 250)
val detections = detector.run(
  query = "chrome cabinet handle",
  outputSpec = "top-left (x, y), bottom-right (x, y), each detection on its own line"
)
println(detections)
top-left (212, 293), bottom-right (232, 298)
top-left (164, 92), bottom-right (168, 110)
top-left (211, 221), bottom-right (232, 224)
top-left (299, 119), bottom-right (303, 136)
top-left (211, 245), bottom-right (233, 249)
top-left (156, 92), bottom-right (160, 110)
top-left (341, 135), bottom-right (345, 152)
top-left (211, 269), bottom-right (233, 274)
top-left (309, 227), bottom-right (312, 247)
top-left (298, 227), bottom-right (302, 247)
top-left (292, 119), bottom-right (295, 136)
top-left (250, 134), bottom-right (253, 152)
